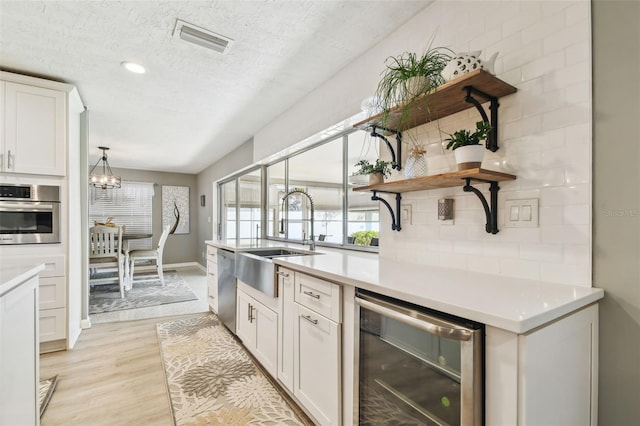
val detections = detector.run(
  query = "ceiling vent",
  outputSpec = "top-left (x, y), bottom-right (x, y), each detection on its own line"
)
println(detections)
top-left (173, 19), bottom-right (233, 54)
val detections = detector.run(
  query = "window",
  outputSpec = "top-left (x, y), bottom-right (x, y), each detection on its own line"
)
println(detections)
top-left (89, 181), bottom-right (154, 250)
top-left (218, 167), bottom-right (262, 242)
top-left (218, 128), bottom-right (381, 249)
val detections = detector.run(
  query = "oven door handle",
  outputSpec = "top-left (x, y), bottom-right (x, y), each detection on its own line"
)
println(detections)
top-left (356, 296), bottom-right (472, 341)
top-left (0, 203), bottom-right (55, 211)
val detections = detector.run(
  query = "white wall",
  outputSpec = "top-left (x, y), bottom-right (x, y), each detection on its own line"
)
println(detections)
top-left (255, 0), bottom-right (593, 286)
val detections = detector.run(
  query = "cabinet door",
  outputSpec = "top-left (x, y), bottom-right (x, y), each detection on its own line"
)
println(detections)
top-left (4, 82), bottom-right (66, 175)
top-left (278, 268), bottom-right (295, 392)
top-left (236, 289), bottom-right (255, 349)
top-left (207, 260), bottom-right (218, 313)
top-left (294, 303), bottom-right (341, 425)
top-left (0, 275), bottom-right (39, 426)
top-left (254, 302), bottom-right (278, 378)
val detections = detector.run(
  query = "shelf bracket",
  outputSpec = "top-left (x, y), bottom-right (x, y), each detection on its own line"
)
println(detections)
top-left (370, 126), bottom-right (402, 171)
top-left (371, 190), bottom-right (402, 231)
top-left (463, 178), bottom-right (500, 234)
top-left (464, 86), bottom-right (500, 152)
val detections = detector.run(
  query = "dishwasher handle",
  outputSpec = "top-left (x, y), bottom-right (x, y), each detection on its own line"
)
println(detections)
top-left (356, 294), bottom-right (473, 342)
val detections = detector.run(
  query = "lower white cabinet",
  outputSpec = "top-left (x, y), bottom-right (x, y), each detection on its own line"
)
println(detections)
top-left (206, 246), bottom-right (218, 313)
top-left (293, 303), bottom-right (341, 425)
top-left (236, 288), bottom-right (278, 377)
top-left (277, 267), bottom-right (295, 391)
top-left (0, 272), bottom-right (40, 426)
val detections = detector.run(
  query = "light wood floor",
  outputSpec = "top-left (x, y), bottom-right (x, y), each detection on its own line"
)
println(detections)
top-left (40, 314), bottom-right (203, 426)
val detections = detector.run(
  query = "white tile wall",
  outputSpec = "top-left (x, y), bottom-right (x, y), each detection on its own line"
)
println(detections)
top-left (379, 0), bottom-right (592, 287)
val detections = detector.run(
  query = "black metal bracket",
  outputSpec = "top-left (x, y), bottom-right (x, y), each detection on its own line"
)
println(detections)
top-left (370, 126), bottom-right (402, 171)
top-left (371, 190), bottom-right (402, 231)
top-left (464, 86), bottom-right (500, 152)
top-left (463, 178), bottom-right (500, 234)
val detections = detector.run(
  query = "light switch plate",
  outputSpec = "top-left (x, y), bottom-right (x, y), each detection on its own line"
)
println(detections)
top-left (401, 204), bottom-right (412, 225)
top-left (504, 198), bottom-right (539, 228)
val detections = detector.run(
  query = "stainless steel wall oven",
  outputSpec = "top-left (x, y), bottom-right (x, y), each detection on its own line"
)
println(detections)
top-left (356, 289), bottom-right (484, 426)
top-left (0, 184), bottom-right (60, 244)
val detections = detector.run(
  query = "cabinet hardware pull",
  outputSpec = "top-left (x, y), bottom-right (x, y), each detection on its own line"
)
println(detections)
top-left (301, 314), bottom-right (318, 325)
top-left (7, 150), bottom-right (13, 169)
top-left (277, 271), bottom-right (290, 278)
top-left (303, 290), bottom-right (320, 299)
top-left (248, 303), bottom-right (252, 322)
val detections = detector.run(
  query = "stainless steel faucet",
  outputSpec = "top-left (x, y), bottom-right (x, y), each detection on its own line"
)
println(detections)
top-left (279, 188), bottom-right (315, 251)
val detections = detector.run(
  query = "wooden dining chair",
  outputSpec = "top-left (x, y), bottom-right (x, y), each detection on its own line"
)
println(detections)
top-left (128, 225), bottom-right (171, 286)
top-left (89, 225), bottom-right (125, 298)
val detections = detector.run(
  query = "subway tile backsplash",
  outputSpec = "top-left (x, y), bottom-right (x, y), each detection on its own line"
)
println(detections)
top-left (379, 0), bottom-right (592, 287)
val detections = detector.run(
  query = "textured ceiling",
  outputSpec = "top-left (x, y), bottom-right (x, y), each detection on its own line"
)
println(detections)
top-left (0, 0), bottom-right (430, 174)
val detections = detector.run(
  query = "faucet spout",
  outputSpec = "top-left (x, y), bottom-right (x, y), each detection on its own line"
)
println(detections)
top-left (280, 188), bottom-right (315, 251)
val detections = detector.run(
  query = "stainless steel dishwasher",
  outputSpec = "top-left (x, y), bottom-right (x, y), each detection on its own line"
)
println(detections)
top-left (217, 249), bottom-right (236, 334)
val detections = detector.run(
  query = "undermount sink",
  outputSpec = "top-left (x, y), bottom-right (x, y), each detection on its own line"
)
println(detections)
top-left (244, 248), bottom-right (310, 259)
top-left (235, 247), bottom-right (315, 297)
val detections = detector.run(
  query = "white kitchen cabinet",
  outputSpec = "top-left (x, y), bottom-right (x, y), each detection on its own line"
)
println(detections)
top-left (485, 304), bottom-right (599, 426)
top-left (206, 245), bottom-right (218, 313)
top-left (1, 81), bottom-right (66, 176)
top-left (3, 254), bottom-right (67, 350)
top-left (290, 272), bottom-right (342, 426)
top-left (0, 270), bottom-right (40, 426)
top-left (236, 288), bottom-right (278, 377)
top-left (277, 267), bottom-right (295, 392)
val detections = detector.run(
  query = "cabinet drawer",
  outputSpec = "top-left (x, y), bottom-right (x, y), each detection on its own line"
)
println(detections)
top-left (39, 276), bottom-right (66, 310)
top-left (207, 259), bottom-right (218, 275)
top-left (206, 245), bottom-right (218, 262)
top-left (39, 307), bottom-right (66, 342)
top-left (3, 254), bottom-right (65, 278)
top-left (294, 273), bottom-right (341, 323)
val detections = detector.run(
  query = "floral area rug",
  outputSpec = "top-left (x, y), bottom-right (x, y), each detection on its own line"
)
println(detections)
top-left (39, 375), bottom-right (58, 418)
top-left (89, 271), bottom-right (197, 314)
top-left (157, 314), bottom-right (307, 425)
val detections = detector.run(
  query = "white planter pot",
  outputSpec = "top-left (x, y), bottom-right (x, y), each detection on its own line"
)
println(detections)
top-left (402, 76), bottom-right (430, 99)
top-left (454, 145), bottom-right (485, 170)
top-left (368, 173), bottom-right (384, 185)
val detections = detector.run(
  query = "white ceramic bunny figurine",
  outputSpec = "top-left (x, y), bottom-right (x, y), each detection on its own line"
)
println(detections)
top-left (441, 51), bottom-right (499, 82)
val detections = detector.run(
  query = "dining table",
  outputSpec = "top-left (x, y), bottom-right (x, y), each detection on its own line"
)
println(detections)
top-left (120, 233), bottom-right (153, 290)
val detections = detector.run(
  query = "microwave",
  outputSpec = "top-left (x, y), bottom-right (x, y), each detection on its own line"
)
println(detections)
top-left (0, 184), bottom-right (61, 245)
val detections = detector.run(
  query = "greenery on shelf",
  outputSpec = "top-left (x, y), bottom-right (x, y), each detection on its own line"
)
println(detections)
top-left (444, 121), bottom-right (492, 150)
top-left (351, 230), bottom-right (379, 246)
top-left (353, 159), bottom-right (394, 177)
top-left (374, 47), bottom-right (453, 115)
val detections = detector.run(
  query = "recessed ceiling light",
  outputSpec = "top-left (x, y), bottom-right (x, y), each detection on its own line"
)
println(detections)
top-left (121, 61), bottom-right (146, 74)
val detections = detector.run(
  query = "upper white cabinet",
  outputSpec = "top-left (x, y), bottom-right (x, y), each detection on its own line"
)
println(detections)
top-left (2, 81), bottom-right (67, 176)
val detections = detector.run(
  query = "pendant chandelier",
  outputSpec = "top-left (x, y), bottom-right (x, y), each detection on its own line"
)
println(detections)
top-left (89, 146), bottom-right (121, 189)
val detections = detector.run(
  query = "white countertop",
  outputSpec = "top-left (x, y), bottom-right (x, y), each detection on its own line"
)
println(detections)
top-left (206, 240), bottom-right (604, 334)
top-left (0, 264), bottom-right (45, 297)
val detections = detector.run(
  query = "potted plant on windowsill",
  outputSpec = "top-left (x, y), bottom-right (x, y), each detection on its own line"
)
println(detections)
top-left (444, 121), bottom-right (492, 170)
top-left (353, 159), bottom-right (394, 185)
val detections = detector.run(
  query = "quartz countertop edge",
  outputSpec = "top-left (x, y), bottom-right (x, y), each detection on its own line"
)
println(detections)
top-left (206, 240), bottom-right (604, 334)
top-left (0, 263), bottom-right (45, 296)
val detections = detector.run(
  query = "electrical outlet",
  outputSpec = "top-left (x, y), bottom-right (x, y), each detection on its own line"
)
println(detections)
top-left (504, 198), bottom-right (539, 228)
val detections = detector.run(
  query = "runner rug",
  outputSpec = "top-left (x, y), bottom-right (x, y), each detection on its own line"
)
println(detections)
top-left (89, 271), bottom-right (197, 314)
top-left (156, 314), bottom-right (307, 425)
top-left (39, 375), bottom-right (58, 418)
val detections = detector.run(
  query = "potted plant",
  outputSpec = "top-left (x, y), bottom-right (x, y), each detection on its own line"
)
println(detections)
top-left (444, 121), bottom-right (492, 170)
top-left (353, 159), bottom-right (394, 185)
top-left (374, 46), bottom-right (453, 115)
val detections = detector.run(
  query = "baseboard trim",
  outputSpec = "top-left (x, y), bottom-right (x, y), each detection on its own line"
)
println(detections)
top-left (80, 319), bottom-right (92, 329)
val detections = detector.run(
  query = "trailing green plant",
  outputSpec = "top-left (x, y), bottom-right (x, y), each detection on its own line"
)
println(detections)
top-left (353, 159), bottom-right (394, 177)
top-left (351, 230), bottom-right (379, 246)
top-left (374, 47), bottom-right (453, 112)
top-left (444, 121), bottom-right (492, 151)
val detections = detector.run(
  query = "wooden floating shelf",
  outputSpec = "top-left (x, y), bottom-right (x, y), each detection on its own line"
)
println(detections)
top-left (353, 69), bottom-right (517, 132)
top-left (352, 168), bottom-right (517, 194)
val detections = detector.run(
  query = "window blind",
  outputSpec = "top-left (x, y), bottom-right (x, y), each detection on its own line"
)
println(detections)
top-left (89, 181), bottom-right (154, 250)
